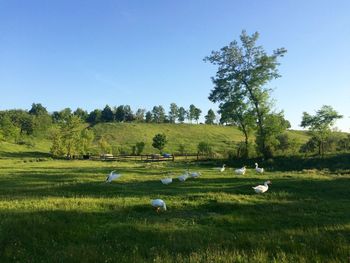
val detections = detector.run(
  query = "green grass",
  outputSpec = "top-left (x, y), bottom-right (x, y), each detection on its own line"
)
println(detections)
top-left (0, 157), bottom-right (349, 262)
top-left (0, 123), bottom-right (312, 157)
top-left (92, 123), bottom-right (311, 154)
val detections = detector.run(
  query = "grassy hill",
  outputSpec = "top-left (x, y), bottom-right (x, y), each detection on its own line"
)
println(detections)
top-left (92, 123), bottom-right (311, 155)
top-left (0, 123), bottom-right (312, 158)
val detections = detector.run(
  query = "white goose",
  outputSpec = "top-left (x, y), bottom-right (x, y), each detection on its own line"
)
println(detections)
top-left (151, 199), bottom-right (167, 212)
top-left (255, 163), bottom-right (264, 174)
top-left (106, 171), bottom-right (122, 183)
top-left (161, 177), bottom-right (173, 185)
top-left (178, 171), bottom-right (189, 182)
top-left (252, 180), bottom-right (271, 193)
top-left (189, 171), bottom-right (201, 178)
top-left (234, 166), bottom-right (246, 175)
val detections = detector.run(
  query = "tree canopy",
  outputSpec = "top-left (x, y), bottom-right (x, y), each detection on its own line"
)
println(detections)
top-left (205, 30), bottom-right (287, 158)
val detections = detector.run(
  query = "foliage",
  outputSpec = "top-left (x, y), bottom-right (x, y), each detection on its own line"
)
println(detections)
top-left (73, 108), bottom-right (89, 121)
top-left (0, 114), bottom-right (20, 142)
top-left (152, 106), bottom-right (166, 123)
top-left (98, 136), bottom-right (111, 155)
top-left (101, 105), bottom-right (114, 122)
top-left (145, 111), bottom-right (152, 123)
top-left (168, 103), bottom-right (178, 123)
top-left (197, 141), bottom-right (213, 157)
top-left (300, 105), bottom-right (343, 156)
top-left (177, 107), bottom-right (187, 123)
top-left (205, 30), bottom-right (287, 158)
top-left (87, 109), bottom-right (102, 125)
top-left (135, 141), bottom-right (146, 155)
top-left (205, 109), bottom-right (216, 124)
top-left (135, 108), bottom-right (146, 122)
top-left (152, 133), bottom-right (167, 153)
top-left (28, 103), bottom-right (48, 116)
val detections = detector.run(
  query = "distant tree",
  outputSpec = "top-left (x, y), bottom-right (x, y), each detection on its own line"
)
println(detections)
top-left (205, 109), bottom-right (216, 124)
top-left (0, 114), bottom-right (20, 142)
top-left (73, 108), bottom-right (88, 121)
top-left (299, 137), bottom-right (318, 156)
top-left (187, 104), bottom-right (196, 123)
top-left (262, 112), bottom-right (291, 156)
top-left (168, 103), bottom-right (178, 123)
top-left (135, 108), bottom-right (146, 122)
top-left (204, 30), bottom-right (287, 158)
top-left (123, 105), bottom-right (135, 122)
top-left (50, 128), bottom-right (65, 157)
top-left (276, 132), bottom-right (298, 154)
top-left (152, 133), bottom-right (167, 153)
top-left (29, 103), bottom-right (48, 116)
top-left (57, 108), bottom-right (73, 122)
top-left (7, 110), bottom-right (34, 135)
top-left (337, 134), bottom-right (350, 151)
top-left (87, 109), bottom-right (102, 125)
top-left (59, 115), bottom-right (84, 158)
top-left (177, 107), bottom-right (187, 123)
top-left (101, 105), bottom-right (114, 122)
top-left (193, 107), bottom-right (202, 124)
top-left (300, 105), bottom-right (343, 156)
top-left (80, 129), bottom-right (95, 154)
top-left (114, 105), bottom-right (125, 122)
top-left (152, 105), bottom-right (166, 123)
top-left (145, 111), bottom-right (153, 123)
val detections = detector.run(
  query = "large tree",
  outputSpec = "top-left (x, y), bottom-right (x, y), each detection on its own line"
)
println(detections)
top-left (204, 30), bottom-right (287, 158)
top-left (300, 105), bottom-right (343, 156)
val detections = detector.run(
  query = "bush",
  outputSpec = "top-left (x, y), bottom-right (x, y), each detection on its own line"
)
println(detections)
top-left (197, 142), bottom-right (213, 157)
top-left (135, 142), bottom-right (145, 155)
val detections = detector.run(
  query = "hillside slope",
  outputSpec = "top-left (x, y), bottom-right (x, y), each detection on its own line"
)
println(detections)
top-left (0, 123), bottom-right (311, 157)
top-left (92, 123), bottom-right (310, 155)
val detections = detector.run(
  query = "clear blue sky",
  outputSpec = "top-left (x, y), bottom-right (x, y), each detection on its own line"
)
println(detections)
top-left (0, 0), bottom-right (349, 131)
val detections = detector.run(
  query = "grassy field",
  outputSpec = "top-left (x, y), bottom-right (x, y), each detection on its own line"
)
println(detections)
top-left (92, 123), bottom-right (310, 155)
top-left (0, 154), bottom-right (349, 262)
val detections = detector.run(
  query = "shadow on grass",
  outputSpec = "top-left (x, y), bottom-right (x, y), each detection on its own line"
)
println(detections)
top-left (0, 151), bottom-right (51, 159)
top-left (0, 195), bottom-right (349, 263)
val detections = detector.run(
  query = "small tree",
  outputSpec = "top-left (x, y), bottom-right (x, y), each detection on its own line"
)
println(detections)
top-left (135, 141), bottom-right (145, 155)
top-left (193, 107), bottom-right (202, 124)
top-left (300, 105), bottom-right (343, 156)
top-left (197, 142), bottom-right (213, 157)
top-left (152, 133), bottom-right (167, 153)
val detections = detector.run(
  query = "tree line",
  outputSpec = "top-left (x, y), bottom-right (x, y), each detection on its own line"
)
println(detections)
top-left (59, 103), bottom-right (217, 125)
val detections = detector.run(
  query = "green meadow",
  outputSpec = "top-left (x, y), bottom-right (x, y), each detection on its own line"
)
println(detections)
top-left (0, 146), bottom-right (349, 262)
